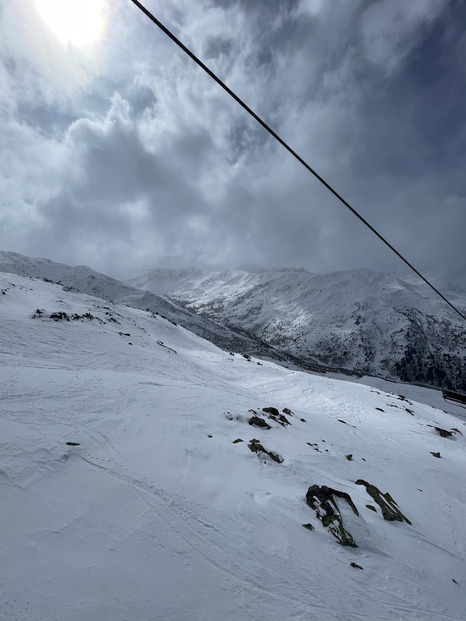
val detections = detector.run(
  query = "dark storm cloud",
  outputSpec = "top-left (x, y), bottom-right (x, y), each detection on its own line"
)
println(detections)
top-left (1, 0), bottom-right (465, 276)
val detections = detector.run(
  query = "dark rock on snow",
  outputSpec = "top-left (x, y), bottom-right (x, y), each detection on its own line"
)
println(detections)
top-left (306, 485), bottom-right (359, 547)
top-left (435, 427), bottom-right (453, 438)
top-left (248, 439), bottom-right (283, 464)
top-left (355, 480), bottom-right (411, 525)
top-left (248, 416), bottom-right (272, 430)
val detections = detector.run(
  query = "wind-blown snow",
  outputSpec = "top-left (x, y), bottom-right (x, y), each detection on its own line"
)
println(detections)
top-left (1, 269), bottom-right (466, 620)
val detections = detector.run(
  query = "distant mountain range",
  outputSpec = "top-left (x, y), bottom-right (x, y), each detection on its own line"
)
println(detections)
top-left (127, 266), bottom-right (466, 392)
top-left (1, 251), bottom-right (465, 391)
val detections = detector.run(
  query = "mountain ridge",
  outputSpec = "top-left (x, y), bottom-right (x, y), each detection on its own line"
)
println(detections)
top-left (0, 251), bottom-right (281, 360)
top-left (2, 251), bottom-right (465, 390)
top-left (127, 266), bottom-right (466, 391)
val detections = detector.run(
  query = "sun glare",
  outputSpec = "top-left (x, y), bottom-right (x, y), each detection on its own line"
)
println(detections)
top-left (36, 0), bottom-right (104, 47)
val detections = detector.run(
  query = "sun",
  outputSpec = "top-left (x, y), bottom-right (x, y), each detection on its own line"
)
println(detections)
top-left (36, 0), bottom-right (104, 47)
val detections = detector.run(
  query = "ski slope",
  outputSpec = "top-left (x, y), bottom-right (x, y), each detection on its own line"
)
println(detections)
top-left (0, 251), bottom-right (278, 359)
top-left (1, 271), bottom-right (465, 620)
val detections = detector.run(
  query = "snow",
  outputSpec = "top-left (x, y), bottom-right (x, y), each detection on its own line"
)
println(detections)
top-left (127, 265), bottom-right (466, 388)
top-left (0, 251), bottom-right (278, 358)
top-left (1, 270), bottom-right (466, 620)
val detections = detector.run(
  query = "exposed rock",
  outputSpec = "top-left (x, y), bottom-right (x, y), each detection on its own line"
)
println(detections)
top-left (397, 395), bottom-right (412, 404)
top-left (248, 439), bottom-right (283, 463)
top-left (430, 451), bottom-right (442, 458)
top-left (302, 523), bottom-right (314, 531)
top-left (376, 407), bottom-right (384, 412)
top-left (262, 407), bottom-right (291, 427)
top-left (156, 340), bottom-right (177, 353)
top-left (232, 438), bottom-right (244, 444)
top-left (300, 418), bottom-right (306, 423)
top-left (346, 454), bottom-right (353, 461)
top-left (66, 442), bottom-right (80, 446)
top-left (435, 427), bottom-right (453, 438)
top-left (338, 419), bottom-right (356, 428)
top-left (50, 311), bottom-right (70, 321)
top-left (283, 408), bottom-right (294, 416)
top-left (355, 480), bottom-right (412, 525)
top-left (305, 485), bottom-right (359, 547)
top-left (350, 562), bottom-right (363, 570)
top-left (276, 414), bottom-right (291, 426)
top-left (366, 505), bottom-right (377, 512)
top-left (249, 416), bottom-right (272, 430)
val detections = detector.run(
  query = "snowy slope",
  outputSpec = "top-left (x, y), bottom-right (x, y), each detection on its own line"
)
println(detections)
top-left (0, 251), bottom-right (279, 358)
top-left (1, 271), bottom-right (466, 621)
top-left (128, 267), bottom-right (466, 390)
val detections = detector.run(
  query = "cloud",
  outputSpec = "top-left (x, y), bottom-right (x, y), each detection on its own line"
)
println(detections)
top-left (1, 0), bottom-right (465, 277)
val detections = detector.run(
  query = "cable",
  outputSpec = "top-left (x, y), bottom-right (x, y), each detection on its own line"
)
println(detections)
top-left (128, 0), bottom-right (466, 323)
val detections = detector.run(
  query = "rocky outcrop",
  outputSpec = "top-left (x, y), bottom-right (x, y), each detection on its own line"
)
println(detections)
top-left (248, 416), bottom-right (271, 430)
top-left (306, 485), bottom-right (359, 547)
top-left (355, 480), bottom-right (411, 525)
top-left (262, 407), bottom-right (291, 427)
top-left (248, 439), bottom-right (283, 463)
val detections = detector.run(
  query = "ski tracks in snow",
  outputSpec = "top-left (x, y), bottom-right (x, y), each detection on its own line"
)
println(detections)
top-left (76, 433), bottom-right (339, 620)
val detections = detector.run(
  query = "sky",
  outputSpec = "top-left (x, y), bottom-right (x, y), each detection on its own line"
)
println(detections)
top-left (1, 0), bottom-right (465, 278)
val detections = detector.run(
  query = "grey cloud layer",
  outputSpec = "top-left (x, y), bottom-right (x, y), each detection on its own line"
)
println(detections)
top-left (1, 0), bottom-right (465, 276)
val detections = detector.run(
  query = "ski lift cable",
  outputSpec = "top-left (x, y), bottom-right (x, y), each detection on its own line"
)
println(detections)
top-left (128, 0), bottom-right (466, 324)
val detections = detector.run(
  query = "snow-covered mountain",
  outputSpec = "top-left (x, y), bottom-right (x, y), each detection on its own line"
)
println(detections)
top-left (0, 251), bottom-right (279, 359)
top-left (128, 267), bottom-right (466, 391)
top-left (1, 268), bottom-right (465, 620)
